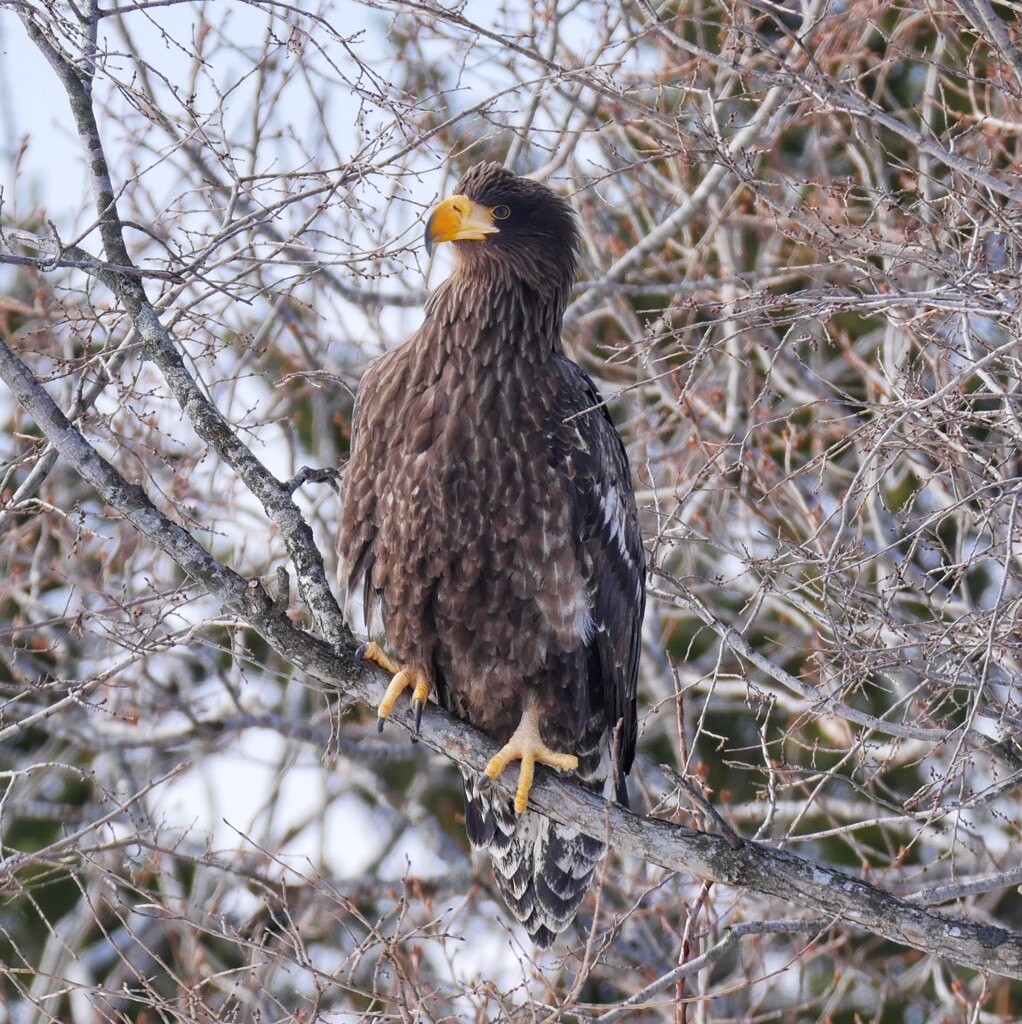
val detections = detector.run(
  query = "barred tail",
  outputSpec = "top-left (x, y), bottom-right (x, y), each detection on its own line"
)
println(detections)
top-left (463, 773), bottom-right (605, 948)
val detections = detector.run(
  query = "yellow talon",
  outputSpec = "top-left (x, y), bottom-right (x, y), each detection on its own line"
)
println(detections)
top-left (359, 642), bottom-right (431, 733)
top-left (484, 705), bottom-right (578, 814)
top-left (360, 640), bottom-right (400, 676)
top-left (411, 678), bottom-right (430, 706)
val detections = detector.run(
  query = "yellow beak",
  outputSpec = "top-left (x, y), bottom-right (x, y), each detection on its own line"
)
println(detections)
top-left (424, 194), bottom-right (499, 254)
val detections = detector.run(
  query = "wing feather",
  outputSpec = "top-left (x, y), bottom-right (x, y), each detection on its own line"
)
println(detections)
top-left (546, 356), bottom-right (645, 785)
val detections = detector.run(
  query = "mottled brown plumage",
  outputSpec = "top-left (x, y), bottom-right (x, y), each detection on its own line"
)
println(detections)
top-left (338, 163), bottom-right (645, 946)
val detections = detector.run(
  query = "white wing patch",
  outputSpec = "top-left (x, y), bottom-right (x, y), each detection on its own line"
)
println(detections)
top-left (600, 482), bottom-right (629, 557)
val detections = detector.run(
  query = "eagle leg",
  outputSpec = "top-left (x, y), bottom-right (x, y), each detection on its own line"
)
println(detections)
top-left (484, 705), bottom-right (578, 814)
top-left (359, 641), bottom-right (431, 734)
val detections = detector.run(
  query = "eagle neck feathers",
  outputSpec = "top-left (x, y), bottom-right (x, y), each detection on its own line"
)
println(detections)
top-left (425, 263), bottom-right (570, 361)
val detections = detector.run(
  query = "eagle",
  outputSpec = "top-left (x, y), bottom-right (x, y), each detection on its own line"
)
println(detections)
top-left (338, 162), bottom-right (645, 947)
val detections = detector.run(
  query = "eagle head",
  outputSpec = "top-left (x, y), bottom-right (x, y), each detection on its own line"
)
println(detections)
top-left (425, 162), bottom-right (581, 296)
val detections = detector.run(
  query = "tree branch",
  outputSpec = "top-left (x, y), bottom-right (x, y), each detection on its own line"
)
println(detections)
top-left (17, 7), bottom-right (349, 651)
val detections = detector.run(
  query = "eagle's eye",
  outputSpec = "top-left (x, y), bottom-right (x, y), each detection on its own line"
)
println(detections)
top-left (492, 205), bottom-right (511, 220)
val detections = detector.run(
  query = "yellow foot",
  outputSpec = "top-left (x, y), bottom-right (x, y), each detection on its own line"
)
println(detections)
top-left (358, 641), bottom-right (431, 734)
top-left (484, 705), bottom-right (578, 814)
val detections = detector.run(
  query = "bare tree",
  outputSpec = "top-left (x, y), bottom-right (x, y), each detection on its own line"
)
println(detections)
top-left (3, 0), bottom-right (1022, 1020)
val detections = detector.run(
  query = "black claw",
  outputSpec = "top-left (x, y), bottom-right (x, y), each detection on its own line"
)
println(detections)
top-left (377, 715), bottom-right (385, 733)
top-left (355, 642), bottom-right (369, 665)
top-left (413, 698), bottom-right (425, 735)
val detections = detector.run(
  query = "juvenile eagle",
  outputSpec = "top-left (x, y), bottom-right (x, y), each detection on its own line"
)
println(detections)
top-left (338, 162), bottom-right (645, 947)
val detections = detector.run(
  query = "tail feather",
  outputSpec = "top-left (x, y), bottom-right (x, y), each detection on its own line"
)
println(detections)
top-left (464, 773), bottom-right (605, 948)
